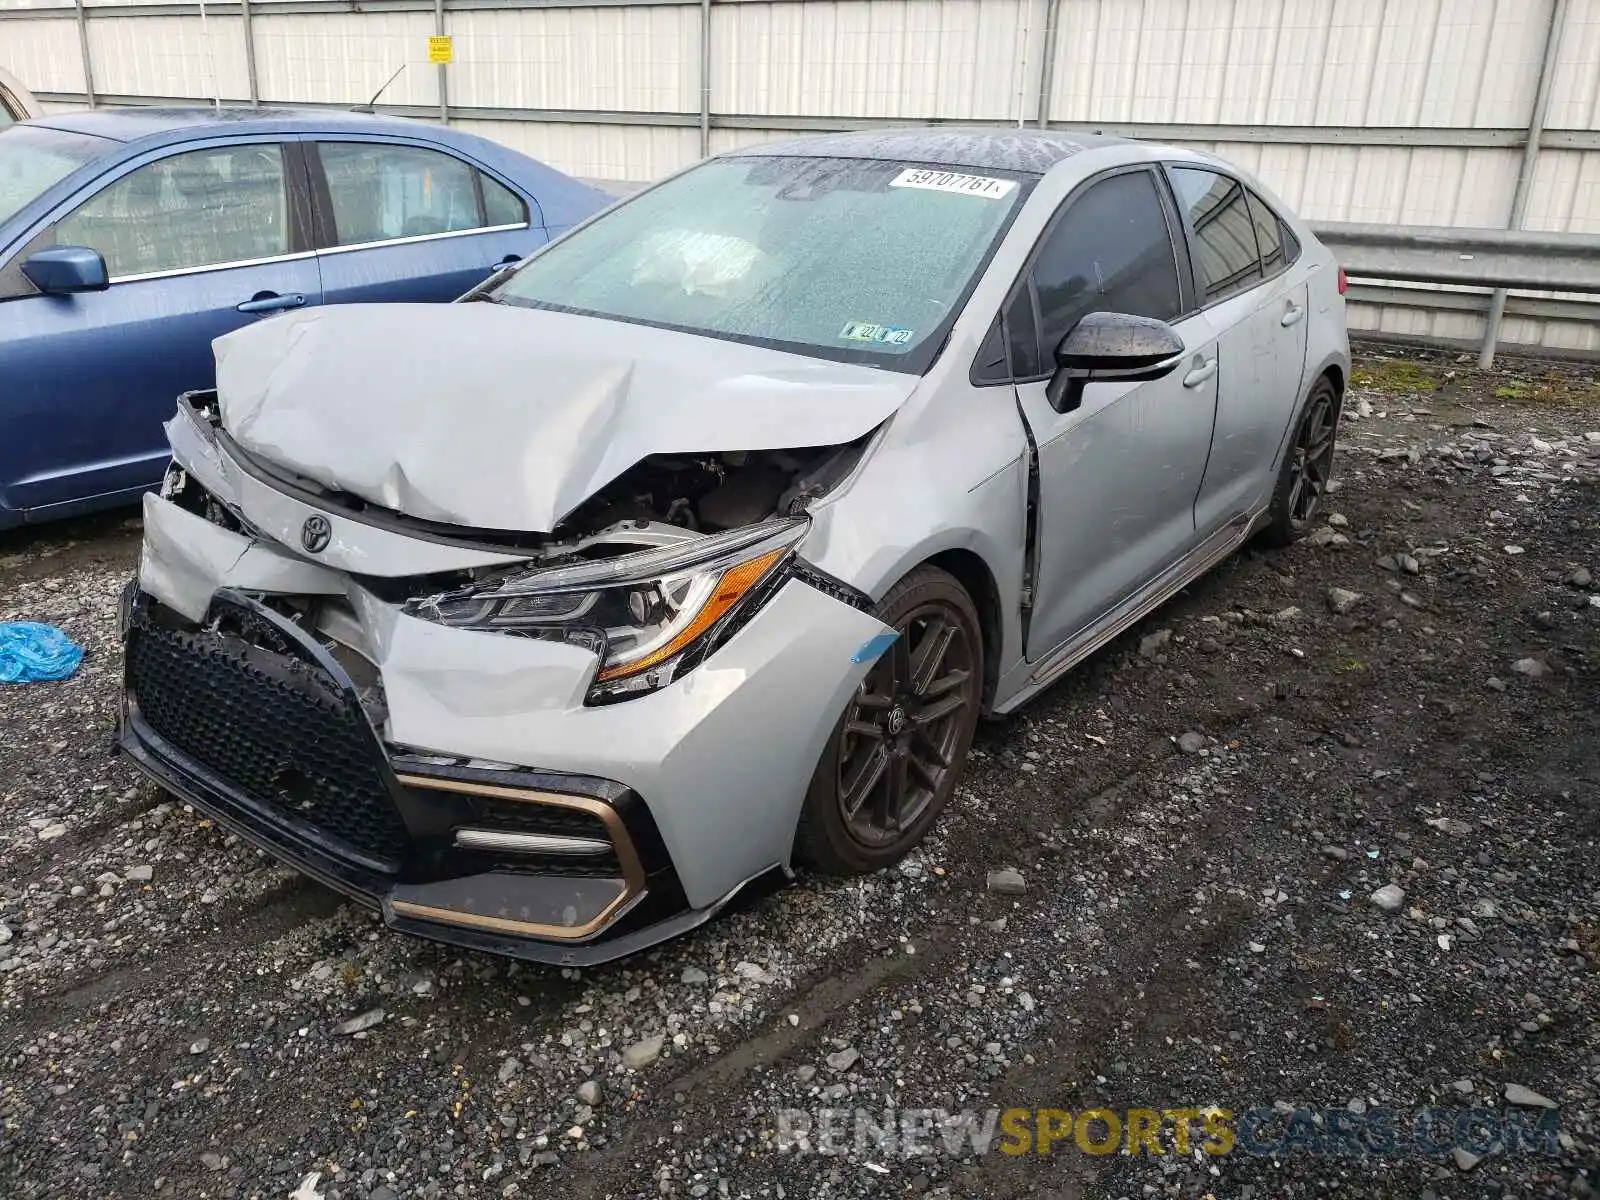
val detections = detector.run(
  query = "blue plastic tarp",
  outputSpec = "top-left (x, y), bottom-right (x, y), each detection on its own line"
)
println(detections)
top-left (0, 622), bottom-right (84, 683)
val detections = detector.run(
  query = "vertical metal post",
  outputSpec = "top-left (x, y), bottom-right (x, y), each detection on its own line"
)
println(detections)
top-left (1480, 0), bottom-right (1566, 369)
top-left (241, 0), bottom-right (260, 105)
top-left (1035, 0), bottom-right (1062, 128)
top-left (73, 0), bottom-right (97, 109)
top-left (198, 0), bottom-right (221, 109)
top-left (435, 0), bottom-right (449, 124)
top-left (699, 0), bottom-right (712, 157)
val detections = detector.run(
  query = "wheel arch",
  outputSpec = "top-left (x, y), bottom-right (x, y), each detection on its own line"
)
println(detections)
top-left (922, 548), bottom-right (1003, 712)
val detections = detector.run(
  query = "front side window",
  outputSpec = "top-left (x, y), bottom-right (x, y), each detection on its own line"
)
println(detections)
top-left (492, 155), bottom-right (1028, 371)
top-left (1170, 167), bottom-right (1263, 303)
top-left (319, 143), bottom-right (484, 245)
top-left (56, 143), bottom-right (288, 278)
top-left (1027, 169), bottom-right (1183, 359)
top-left (0, 124), bottom-right (110, 226)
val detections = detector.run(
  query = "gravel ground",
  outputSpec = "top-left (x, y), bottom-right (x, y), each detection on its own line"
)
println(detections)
top-left (0, 349), bottom-right (1596, 1199)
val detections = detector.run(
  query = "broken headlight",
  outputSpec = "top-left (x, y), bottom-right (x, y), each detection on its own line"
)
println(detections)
top-left (406, 516), bottom-right (808, 703)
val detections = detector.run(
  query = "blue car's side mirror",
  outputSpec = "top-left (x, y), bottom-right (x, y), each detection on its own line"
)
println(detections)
top-left (22, 245), bottom-right (110, 295)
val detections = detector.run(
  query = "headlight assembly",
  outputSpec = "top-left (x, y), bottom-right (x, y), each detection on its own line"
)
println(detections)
top-left (406, 517), bottom-right (808, 703)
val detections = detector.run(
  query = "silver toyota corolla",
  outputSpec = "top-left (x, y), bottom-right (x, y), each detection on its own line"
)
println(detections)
top-left (119, 129), bottom-right (1349, 964)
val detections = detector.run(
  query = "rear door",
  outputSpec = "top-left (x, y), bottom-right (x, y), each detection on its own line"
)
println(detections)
top-left (0, 137), bottom-right (319, 514)
top-left (306, 138), bottom-right (547, 304)
top-left (1168, 166), bottom-right (1310, 532)
top-left (1013, 167), bottom-right (1221, 660)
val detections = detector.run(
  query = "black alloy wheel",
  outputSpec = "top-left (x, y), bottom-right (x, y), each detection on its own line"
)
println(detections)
top-left (795, 566), bottom-right (984, 874)
top-left (1262, 376), bottom-right (1343, 546)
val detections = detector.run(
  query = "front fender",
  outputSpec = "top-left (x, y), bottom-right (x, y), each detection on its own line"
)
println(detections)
top-left (802, 417), bottom-right (1029, 687)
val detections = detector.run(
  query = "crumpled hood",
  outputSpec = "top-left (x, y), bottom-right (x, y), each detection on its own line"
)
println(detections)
top-left (213, 304), bottom-right (918, 532)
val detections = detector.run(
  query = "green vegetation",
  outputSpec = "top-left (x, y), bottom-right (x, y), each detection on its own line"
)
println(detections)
top-left (1351, 359), bottom-right (1440, 393)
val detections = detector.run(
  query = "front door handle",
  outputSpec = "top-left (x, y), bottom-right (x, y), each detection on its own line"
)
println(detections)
top-left (237, 292), bottom-right (306, 314)
top-left (1182, 356), bottom-right (1218, 388)
top-left (1281, 300), bottom-right (1305, 328)
top-left (487, 254), bottom-right (520, 274)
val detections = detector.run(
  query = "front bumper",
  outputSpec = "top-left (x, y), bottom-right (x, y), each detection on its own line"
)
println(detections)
top-left (124, 490), bottom-right (890, 963)
top-left (118, 587), bottom-right (714, 965)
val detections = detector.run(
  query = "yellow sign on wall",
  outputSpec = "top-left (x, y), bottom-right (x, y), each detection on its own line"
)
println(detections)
top-left (428, 35), bottom-right (453, 64)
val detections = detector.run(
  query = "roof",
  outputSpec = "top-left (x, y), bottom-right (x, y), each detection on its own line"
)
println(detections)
top-left (721, 127), bottom-right (1130, 174)
top-left (26, 106), bottom-right (439, 145)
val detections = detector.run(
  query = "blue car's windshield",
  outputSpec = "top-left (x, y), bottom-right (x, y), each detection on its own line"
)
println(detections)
top-left (0, 125), bottom-right (109, 226)
top-left (491, 155), bottom-right (1028, 372)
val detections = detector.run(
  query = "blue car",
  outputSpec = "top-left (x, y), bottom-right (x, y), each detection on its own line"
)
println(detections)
top-left (0, 107), bottom-right (608, 527)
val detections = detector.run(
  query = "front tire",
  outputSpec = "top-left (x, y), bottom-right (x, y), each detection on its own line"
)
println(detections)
top-left (794, 565), bottom-right (984, 875)
top-left (1260, 375), bottom-right (1342, 547)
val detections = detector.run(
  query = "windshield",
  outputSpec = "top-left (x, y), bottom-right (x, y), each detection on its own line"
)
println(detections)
top-left (492, 155), bottom-right (1028, 371)
top-left (0, 125), bottom-right (108, 226)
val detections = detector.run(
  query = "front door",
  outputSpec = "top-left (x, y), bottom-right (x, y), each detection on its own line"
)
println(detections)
top-left (1013, 168), bottom-right (1220, 660)
top-left (308, 140), bottom-right (547, 304)
top-left (0, 139), bottom-right (320, 513)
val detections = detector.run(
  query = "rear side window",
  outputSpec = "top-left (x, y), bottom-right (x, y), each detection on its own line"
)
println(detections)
top-left (1246, 187), bottom-right (1285, 275)
top-left (1170, 167), bottom-right (1263, 303)
top-left (1283, 223), bottom-right (1302, 264)
top-left (1028, 170), bottom-right (1183, 353)
top-left (318, 143), bottom-right (500, 246)
top-left (482, 174), bottom-right (528, 226)
top-left (57, 143), bottom-right (288, 278)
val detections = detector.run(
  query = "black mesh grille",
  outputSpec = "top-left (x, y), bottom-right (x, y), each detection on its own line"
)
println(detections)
top-left (127, 604), bottom-right (410, 871)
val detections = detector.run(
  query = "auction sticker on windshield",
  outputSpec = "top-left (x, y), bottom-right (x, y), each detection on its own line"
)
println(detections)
top-left (890, 168), bottom-right (1017, 199)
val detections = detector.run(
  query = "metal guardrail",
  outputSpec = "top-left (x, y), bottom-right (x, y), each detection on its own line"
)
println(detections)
top-left (1311, 222), bottom-right (1600, 294)
top-left (1310, 221), bottom-right (1600, 364)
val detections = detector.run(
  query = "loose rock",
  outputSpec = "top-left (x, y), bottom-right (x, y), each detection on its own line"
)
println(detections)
top-left (1370, 885), bottom-right (1406, 913)
top-left (986, 869), bottom-right (1026, 895)
top-left (1138, 628), bottom-right (1172, 658)
top-left (1504, 1083), bottom-right (1558, 1109)
top-left (336, 1008), bottom-right (385, 1036)
top-left (825, 1047), bottom-right (860, 1072)
top-left (623, 1036), bottom-right (664, 1070)
top-left (1327, 587), bottom-right (1363, 615)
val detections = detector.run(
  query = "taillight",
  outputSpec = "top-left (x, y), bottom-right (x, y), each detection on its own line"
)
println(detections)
top-left (1337, 266), bottom-right (1349, 295)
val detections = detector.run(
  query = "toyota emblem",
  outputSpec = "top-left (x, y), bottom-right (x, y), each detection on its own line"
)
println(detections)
top-left (300, 514), bottom-right (332, 553)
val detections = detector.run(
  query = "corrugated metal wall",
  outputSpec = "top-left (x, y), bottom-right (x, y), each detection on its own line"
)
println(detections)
top-left (4, 0), bottom-right (1598, 353)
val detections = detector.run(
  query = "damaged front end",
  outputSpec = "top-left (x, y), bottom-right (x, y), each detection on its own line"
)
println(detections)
top-left (119, 391), bottom-right (889, 965)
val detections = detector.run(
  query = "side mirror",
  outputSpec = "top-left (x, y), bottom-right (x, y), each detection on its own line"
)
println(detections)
top-left (22, 245), bottom-right (110, 295)
top-left (1046, 311), bottom-right (1185, 413)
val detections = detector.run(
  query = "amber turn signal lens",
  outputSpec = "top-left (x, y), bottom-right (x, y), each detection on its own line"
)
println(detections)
top-left (594, 547), bottom-right (787, 682)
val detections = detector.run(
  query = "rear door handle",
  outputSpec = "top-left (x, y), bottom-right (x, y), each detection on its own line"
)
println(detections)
top-left (1182, 357), bottom-right (1218, 388)
top-left (237, 292), bottom-right (306, 314)
top-left (1281, 300), bottom-right (1305, 327)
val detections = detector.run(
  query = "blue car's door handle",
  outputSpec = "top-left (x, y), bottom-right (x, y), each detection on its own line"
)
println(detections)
top-left (236, 292), bottom-right (307, 314)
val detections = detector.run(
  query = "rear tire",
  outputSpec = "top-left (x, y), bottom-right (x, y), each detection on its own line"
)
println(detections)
top-left (794, 565), bottom-right (984, 875)
top-left (1260, 375), bottom-right (1342, 547)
